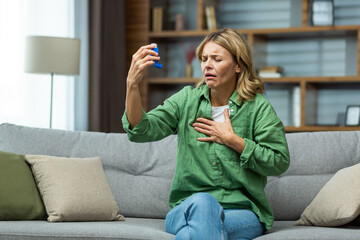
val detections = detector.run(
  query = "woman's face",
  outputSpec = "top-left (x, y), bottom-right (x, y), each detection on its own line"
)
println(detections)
top-left (200, 41), bottom-right (240, 91)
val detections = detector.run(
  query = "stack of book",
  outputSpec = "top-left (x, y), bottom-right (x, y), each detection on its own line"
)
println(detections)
top-left (259, 66), bottom-right (284, 78)
top-left (152, 7), bottom-right (163, 32)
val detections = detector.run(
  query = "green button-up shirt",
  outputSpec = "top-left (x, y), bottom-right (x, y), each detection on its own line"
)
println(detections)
top-left (122, 85), bottom-right (290, 231)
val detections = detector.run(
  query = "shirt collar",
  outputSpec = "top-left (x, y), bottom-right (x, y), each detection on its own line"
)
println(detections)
top-left (199, 85), bottom-right (210, 102)
top-left (199, 85), bottom-right (242, 106)
top-left (229, 90), bottom-right (242, 106)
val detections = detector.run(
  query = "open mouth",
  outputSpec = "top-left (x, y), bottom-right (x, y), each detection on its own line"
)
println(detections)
top-left (205, 73), bottom-right (217, 79)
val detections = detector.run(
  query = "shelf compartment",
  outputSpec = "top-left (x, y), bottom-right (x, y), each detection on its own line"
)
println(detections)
top-left (304, 82), bottom-right (360, 127)
top-left (147, 83), bottom-right (194, 110)
top-left (253, 31), bottom-right (359, 78)
top-left (264, 82), bottom-right (301, 128)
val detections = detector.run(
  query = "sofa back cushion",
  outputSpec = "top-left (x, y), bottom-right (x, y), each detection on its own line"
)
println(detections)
top-left (0, 123), bottom-right (176, 219)
top-left (266, 131), bottom-right (360, 220)
top-left (1, 124), bottom-right (360, 221)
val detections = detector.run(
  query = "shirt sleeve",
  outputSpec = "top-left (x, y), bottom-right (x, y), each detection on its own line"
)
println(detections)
top-left (239, 97), bottom-right (290, 176)
top-left (122, 86), bottom-right (187, 142)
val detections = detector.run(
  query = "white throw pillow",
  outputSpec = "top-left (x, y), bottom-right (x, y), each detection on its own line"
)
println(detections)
top-left (295, 163), bottom-right (360, 227)
top-left (25, 154), bottom-right (125, 222)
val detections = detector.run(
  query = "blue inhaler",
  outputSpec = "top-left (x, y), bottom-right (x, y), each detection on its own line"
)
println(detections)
top-left (152, 43), bottom-right (162, 69)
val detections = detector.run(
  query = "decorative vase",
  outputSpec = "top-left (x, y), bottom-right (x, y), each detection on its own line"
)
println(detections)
top-left (175, 14), bottom-right (185, 31)
top-left (185, 63), bottom-right (193, 78)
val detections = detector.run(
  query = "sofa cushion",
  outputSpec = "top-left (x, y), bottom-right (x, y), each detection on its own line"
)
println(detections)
top-left (0, 218), bottom-right (175, 240)
top-left (294, 163), bottom-right (360, 227)
top-left (254, 221), bottom-right (360, 240)
top-left (0, 150), bottom-right (47, 220)
top-left (25, 154), bottom-right (124, 222)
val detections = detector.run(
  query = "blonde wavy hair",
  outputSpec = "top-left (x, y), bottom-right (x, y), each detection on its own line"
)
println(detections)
top-left (196, 28), bottom-right (264, 102)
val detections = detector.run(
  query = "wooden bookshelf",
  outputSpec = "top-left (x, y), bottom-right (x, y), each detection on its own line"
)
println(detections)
top-left (285, 126), bottom-right (360, 132)
top-left (263, 76), bottom-right (360, 83)
top-left (147, 77), bottom-right (199, 85)
top-left (149, 25), bottom-right (360, 38)
top-left (126, 0), bottom-right (360, 132)
top-left (148, 76), bottom-right (360, 84)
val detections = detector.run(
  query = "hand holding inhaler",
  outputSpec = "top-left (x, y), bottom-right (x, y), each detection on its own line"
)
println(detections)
top-left (152, 43), bottom-right (162, 69)
top-left (127, 44), bottom-right (161, 86)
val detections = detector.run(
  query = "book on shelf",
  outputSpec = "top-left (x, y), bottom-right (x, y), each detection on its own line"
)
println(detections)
top-left (259, 72), bottom-right (282, 78)
top-left (260, 66), bottom-right (284, 73)
top-left (259, 65), bottom-right (284, 78)
top-left (205, 6), bottom-right (217, 31)
top-left (152, 7), bottom-right (163, 32)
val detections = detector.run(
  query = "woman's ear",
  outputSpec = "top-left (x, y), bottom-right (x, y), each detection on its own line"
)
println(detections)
top-left (235, 65), bottom-right (241, 73)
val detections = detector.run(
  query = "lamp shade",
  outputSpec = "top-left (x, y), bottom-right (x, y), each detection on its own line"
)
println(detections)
top-left (25, 36), bottom-right (80, 75)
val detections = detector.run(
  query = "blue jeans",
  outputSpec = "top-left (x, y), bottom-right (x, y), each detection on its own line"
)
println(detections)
top-left (165, 193), bottom-right (264, 240)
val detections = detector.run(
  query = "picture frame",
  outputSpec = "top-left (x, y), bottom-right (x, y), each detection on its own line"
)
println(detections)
top-left (345, 105), bottom-right (360, 126)
top-left (311, 0), bottom-right (334, 26)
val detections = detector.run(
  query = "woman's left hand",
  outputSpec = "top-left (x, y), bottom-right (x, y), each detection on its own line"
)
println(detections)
top-left (193, 109), bottom-right (235, 145)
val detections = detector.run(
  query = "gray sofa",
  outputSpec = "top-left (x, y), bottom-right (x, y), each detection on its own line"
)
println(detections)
top-left (0, 123), bottom-right (359, 240)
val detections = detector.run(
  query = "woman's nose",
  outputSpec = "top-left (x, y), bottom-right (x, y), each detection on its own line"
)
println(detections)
top-left (204, 59), bottom-right (213, 68)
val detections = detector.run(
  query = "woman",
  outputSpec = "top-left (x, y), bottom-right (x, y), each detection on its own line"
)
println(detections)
top-left (122, 28), bottom-right (290, 240)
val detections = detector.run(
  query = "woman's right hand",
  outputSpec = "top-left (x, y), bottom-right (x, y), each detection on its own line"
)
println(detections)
top-left (127, 44), bottom-right (160, 86)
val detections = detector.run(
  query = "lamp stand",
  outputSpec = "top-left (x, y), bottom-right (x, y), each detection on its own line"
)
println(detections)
top-left (50, 72), bottom-right (54, 128)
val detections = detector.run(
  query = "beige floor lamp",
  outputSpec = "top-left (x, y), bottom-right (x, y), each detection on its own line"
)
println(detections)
top-left (24, 36), bottom-right (80, 128)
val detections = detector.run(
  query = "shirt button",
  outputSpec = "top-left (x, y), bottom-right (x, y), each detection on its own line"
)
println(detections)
top-left (230, 109), bottom-right (234, 112)
top-left (229, 100), bottom-right (232, 104)
top-left (212, 161), bottom-right (216, 166)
